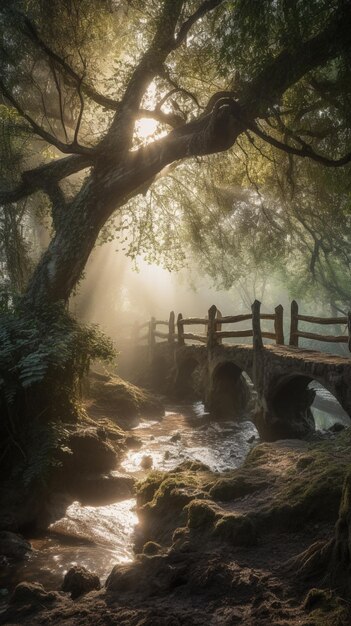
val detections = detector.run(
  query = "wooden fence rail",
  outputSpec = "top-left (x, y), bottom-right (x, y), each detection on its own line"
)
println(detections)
top-left (123, 301), bottom-right (351, 355)
top-left (289, 300), bottom-right (351, 349)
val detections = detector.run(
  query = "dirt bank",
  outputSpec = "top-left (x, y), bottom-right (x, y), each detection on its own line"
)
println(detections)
top-left (2, 429), bottom-right (351, 625)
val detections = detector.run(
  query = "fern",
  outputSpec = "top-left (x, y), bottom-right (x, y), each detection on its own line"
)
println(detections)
top-left (0, 303), bottom-right (115, 487)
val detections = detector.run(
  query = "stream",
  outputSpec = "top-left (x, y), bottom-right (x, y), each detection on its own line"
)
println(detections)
top-left (1, 392), bottom-right (349, 595)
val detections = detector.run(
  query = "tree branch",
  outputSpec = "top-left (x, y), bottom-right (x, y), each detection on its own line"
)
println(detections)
top-left (20, 12), bottom-right (121, 111)
top-left (174, 0), bottom-right (225, 48)
top-left (160, 67), bottom-right (202, 109)
top-left (0, 78), bottom-right (93, 155)
top-left (0, 154), bottom-right (94, 205)
top-left (248, 121), bottom-right (351, 168)
top-left (240, 2), bottom-right (351, 117)
top-left (102, 0), bottom-right (224, 152)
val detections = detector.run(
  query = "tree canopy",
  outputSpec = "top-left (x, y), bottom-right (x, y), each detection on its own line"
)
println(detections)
top-left (0, 0), bottom-right (350, 310)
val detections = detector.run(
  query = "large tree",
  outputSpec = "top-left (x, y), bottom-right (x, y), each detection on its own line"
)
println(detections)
top-left (1, 0), bottom-right (351, 310)
top-left (1, 1), bottom-right (351, 592)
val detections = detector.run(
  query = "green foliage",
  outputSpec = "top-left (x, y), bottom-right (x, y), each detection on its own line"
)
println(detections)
top-left (0, 303), bottom-right (115, 485)
top-left (0, 303), bottom-right (115, 412)
top-left (12, 418), bottom-right (69, 487)
top-left (218, 0), bottom-right (338, 78)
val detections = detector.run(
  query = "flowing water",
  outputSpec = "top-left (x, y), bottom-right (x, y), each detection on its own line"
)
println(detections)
top-left (1, 393), bottom-right (348, 595)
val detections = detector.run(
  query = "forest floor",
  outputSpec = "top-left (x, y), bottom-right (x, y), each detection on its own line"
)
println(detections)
top-left (1, 378), bottom-right (351, 625)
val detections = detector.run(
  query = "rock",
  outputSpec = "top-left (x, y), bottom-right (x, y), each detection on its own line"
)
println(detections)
top-left (209, 474), bottom-right (269, 502)
top-left (213, 514), bottom-right (257, 546)
top-left (328, 423), bottom-right (345, 433)
top-left (62, 565), bottom-right (101, 599)
top-left (69, 473), bottom-right (135, 506)
top-left (170, 432), bottom-right (181, 443)
top-left (59, 428), bottom-right (117, 475)
top-left (303, 588), bottom-right (333, 611)
top-left (125, 435), bottom-right (142, 450)
top-left (88, 373), bottom-right (164, 426)
top-left (106, 556), bottom-right (177, 595)
top-left (0, 531), bottom-right (32, 561)
top-left (186, 500), bottom-right (217, 530)
top-left (11, 582), bottom-right (57, 605)
top-left (140, 455), bottom-right (153, 470)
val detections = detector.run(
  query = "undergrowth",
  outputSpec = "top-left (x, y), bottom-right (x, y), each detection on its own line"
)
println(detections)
top-left (0, 301), bottom-right (115, 487)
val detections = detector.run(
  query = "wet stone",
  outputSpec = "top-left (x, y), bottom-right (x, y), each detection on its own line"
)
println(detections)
top-left (0, 531), bottom-right (32, 562)
top-left (11, 582), bottom-right (57, 605)
top-left (140, 455), bottom-right (153, 470)
top-left (62, 565), bottom-right (101, 599)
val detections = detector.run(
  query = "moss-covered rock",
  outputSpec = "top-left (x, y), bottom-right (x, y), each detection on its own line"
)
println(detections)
top-left (186, 500), bottom-right (217, 530)
top-left (239, 436), bottom-right (351, 531)
top-left (209, 473), bottom-right (269, 502)
top-left (213, 514), bottom-right (257, 546)
top-left (136, 471), bottom-right (165, 507)
top-left (135, 467), bottom-right (211, 549)
top-left (57, 428), bottom-right (118, 475)
top-left (10, 582), bottom-right (58, 606)
top-left (87, 372), bottom-right (164, 427)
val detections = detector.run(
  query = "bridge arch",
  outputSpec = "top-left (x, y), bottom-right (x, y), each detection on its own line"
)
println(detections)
top-left (207, 359), bottom-right (253, 419)
top-left (260, 371), bottom-right (351, 440)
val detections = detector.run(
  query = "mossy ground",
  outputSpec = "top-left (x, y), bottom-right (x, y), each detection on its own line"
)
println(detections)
top-left (130, 430), bottom-right (351, 625)
top-left (4, 429), bottom-right (351, 625)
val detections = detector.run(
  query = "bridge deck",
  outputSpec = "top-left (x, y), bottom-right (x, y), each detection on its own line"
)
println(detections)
top-left (200, 342), bottom-right (351, 367)
top-left (259, 343), bottom-right (350, 366)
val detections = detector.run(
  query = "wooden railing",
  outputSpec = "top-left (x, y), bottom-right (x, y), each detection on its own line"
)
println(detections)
top-left (289, 300), bottom-right (351, 350)
top-left (126, 300), bottom-right (351, 354)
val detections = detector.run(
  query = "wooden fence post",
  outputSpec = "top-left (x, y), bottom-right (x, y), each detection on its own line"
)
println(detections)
top-left (252, 300), bottom-right (263, 397)
top-left (177, 313), bottom-right (185, 346)
top-left (216, 308), bottom-right (222, 345)
top-left (168, 311), bottom-right (175, 346)
top-left (207, 304), bottom-right (218, 351)
top-left (348, 311), bottom-right (351, 352)
top-left (204, 314), bottom-right (208, 338)
top-left (252, 300), bottom-right (263, 351)
top-left (274, 304), bottom-right (284, 345)
top-left (148, 316), bottom-right (156, 361)
top-left (289, 300), bottom-right (299, 346)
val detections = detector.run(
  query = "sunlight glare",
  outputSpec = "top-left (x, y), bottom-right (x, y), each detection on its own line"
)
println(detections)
top-left (135, 117), bottom-right (159, 139)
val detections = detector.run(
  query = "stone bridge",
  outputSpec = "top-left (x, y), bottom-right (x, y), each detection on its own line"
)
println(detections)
top-left (129, 301), bottom-right (351, 441)
top-left (174, 342), bottom-right (351, 440)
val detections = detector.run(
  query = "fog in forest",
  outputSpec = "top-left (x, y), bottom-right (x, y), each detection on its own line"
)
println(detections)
top-left (71, 240), bottom-right (293, 342)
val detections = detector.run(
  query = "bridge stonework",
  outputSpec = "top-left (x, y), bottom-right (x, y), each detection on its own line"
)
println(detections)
top-left (130, 302), bottom-right (351, 441)
top-left (173, 343), bottom-right (351, 441)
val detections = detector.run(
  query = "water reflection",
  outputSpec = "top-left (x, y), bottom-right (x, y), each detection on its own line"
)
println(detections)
top-left (121, 405), bottom-right (257, 475)
top-left (0, 405), bottom-right (258, 592)
top-left (1, 499), bottom-right (138, 591)
top-left (310, 382), bottom-right (351, 430)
